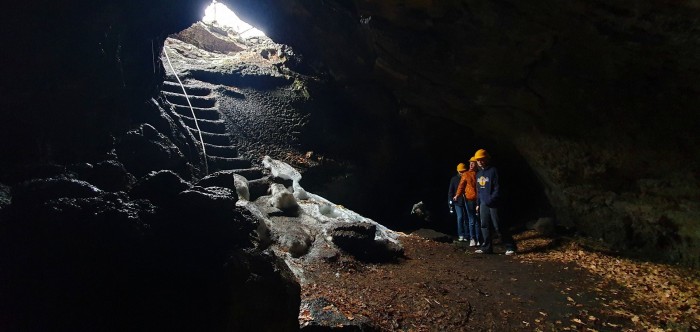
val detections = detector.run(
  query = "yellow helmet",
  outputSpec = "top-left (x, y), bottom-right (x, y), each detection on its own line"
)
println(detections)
top-left (469, 156), bottom-right (477, 162)
top-left (456, 163), bottom-right (467, 172)
top-left (473, 149), bottom-right (490, 160)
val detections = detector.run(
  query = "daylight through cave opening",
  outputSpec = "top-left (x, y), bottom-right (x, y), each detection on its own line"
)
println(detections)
top-left (202, 1), bottom-right (266, 38)
top-left (156, 0), bottom-right (310, 180)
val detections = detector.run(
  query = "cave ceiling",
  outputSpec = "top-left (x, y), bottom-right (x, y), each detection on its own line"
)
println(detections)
top-left (2, 0), bottom-right (700, 266)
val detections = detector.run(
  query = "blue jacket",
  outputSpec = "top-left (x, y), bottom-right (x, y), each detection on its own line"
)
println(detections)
top-left (448, 174), bottom-right (465, 206)
top-left (476, 166), bottom-right (500, 207)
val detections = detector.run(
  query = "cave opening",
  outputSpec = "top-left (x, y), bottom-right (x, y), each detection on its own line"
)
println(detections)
top-left (4, 2), bottom-right (700, 331)
top-left (155, 0), bottom-right (557, 239)
top-left (202, 1), bottom-right (266, 38)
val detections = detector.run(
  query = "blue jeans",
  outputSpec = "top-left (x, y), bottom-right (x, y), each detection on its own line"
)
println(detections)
top-left (466, 200), bottom-right (482, 243)
top-left (479, 203), bottom-right (516, 253)
top-left (454, 204), bottom-right (467, 238)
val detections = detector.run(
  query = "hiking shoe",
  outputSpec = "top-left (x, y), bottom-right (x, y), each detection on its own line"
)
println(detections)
top-left (505, 250), bottom-right (516, 256)
top-left (458, 236), bottom-right (465, 242)
top-left (469, 239), bottom-right (476, 247)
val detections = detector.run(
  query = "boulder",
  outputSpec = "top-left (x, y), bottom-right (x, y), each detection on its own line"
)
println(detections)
top-left (329, 222), bottom-right (404, 262)
top-left (248, 177), bottom-right (272, 200)
top-left (168, 187), bottom-right (258, 250)
top-left (0, 190), bottom-right (155, 331)
top-left (130, 170), bottom-right (191, 207)
top-left (534, 217), bottom-right (556, 236)
top-left (197, 171), bottom-right (250, 201)
top-left (271, 220), bottom-right (314, 258)
top-left (116, 124), bottom-right (193, 178)
top-left (268, 183), bottom-right (299, 215)
top-left (87, 160), bottom-right (137, 192)
top-left (222, 248), bottom-right (301, 331)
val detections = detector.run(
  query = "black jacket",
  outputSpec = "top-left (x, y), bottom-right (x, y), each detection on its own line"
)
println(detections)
top-left (448, 174), bottom-right (465, 206)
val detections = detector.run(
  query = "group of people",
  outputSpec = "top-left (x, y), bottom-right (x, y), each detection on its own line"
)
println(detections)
top-left (447, 149), bottom-right (517, 255)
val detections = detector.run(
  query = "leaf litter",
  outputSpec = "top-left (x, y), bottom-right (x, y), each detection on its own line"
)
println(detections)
top-left (298, 230), bottom-right (699, 331)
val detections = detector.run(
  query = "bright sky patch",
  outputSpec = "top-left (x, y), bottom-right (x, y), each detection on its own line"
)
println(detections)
top-left (202, 1), bottom-right (266, 38)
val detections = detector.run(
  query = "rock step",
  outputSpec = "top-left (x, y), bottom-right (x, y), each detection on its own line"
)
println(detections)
top-left (248, 177), bottom-right (273, 200)
top-left (195, 168), bottom-right (267, 198)
top-left (207, 156), bottom-right (252, 170)
top-left (163, 91), bottom-right (217, 108)
top-left (177, 114), bottom-right (227, 133)
top-left (188, 129), bottom-right (232, 146)
top-left (229, 167), bottom-right (265, 180)
top-left (203, 143), bottom-right (238, 158)
top-left (172, 105), bottom-right (221, 120)
top-left (162, 80), bottom-right (211, 96)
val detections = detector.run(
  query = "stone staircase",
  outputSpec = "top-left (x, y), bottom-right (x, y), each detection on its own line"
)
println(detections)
top-left (161, 78), bottom-right (255, 173)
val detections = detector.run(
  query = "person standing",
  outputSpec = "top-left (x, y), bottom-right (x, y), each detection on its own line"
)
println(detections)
top-left (473, 149), bottom-right (516, 255)
top-left (448, 163), bottom-right (468, 241)
top-left (453, 157), bottom-right (482, 247)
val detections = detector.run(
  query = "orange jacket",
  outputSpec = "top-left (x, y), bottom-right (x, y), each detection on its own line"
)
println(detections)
top-left (455, 170), bottom-right (477, 201)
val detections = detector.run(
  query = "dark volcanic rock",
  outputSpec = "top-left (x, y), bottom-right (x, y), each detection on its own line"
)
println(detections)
top-left (330, 221), bottom-right (402, 262)
top-left (0, 190), bottom-right (155, 331)
top-left (330, 221), bottom-right (376, 250)
top-left (169, 187), bottom-right (255, 250)
top-left (196, 170), bottom-right (252, 201)
top-left (86, 160), bottom-right (137, 192)
top-left (0, 183), bottom-right (12, 210)
top-left (272, 219), bottom-right (315, 258)
top-left (177, 186), bottom-right (237, 213)
top-left (129, 170), bottom-right (191, 207)
top-left (222, 248), bottom-right (301, 331)
top-left (12, 176), bottom-right (103, 206)
top-left (116, 124), bottom-right (193, 179)
top-left (248, 176), bottom-right (273, 201)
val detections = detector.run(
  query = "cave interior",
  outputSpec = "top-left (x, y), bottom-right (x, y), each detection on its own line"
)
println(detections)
top-left (1, 0), bottom-right (699, 330)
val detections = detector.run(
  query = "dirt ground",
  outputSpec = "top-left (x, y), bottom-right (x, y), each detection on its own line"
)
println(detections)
top-left (299, 230), bottom-right (700, 331)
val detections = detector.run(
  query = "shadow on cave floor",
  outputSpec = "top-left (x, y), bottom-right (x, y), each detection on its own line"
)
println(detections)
top-left (301, 230), bottom-right (700, 331)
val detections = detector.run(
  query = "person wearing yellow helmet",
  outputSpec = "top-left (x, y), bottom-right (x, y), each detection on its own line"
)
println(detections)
top-left (453, 157), bottom-right (482, 246)
top-left (448, 163), bottom-right (469, 241)
top-left (473, 149), bottom-right (517, 255)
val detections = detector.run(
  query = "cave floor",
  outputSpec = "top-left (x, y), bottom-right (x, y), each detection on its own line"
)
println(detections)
top-left (300, 230), bottom-right (700, 331)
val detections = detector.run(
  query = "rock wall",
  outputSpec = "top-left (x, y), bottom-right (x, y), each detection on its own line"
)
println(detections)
top-left (1, 5), bottom-right (698, 308)
top-left (226, 0), bottom-right (700, 266)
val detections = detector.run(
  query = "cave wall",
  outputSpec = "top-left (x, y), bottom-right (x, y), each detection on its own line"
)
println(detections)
top-left (2, 0), bottom-right (699, 271)
top-left (1, 0), bottom-right (206, 175)
top-left (227, 0), bottom-right (700, 265)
